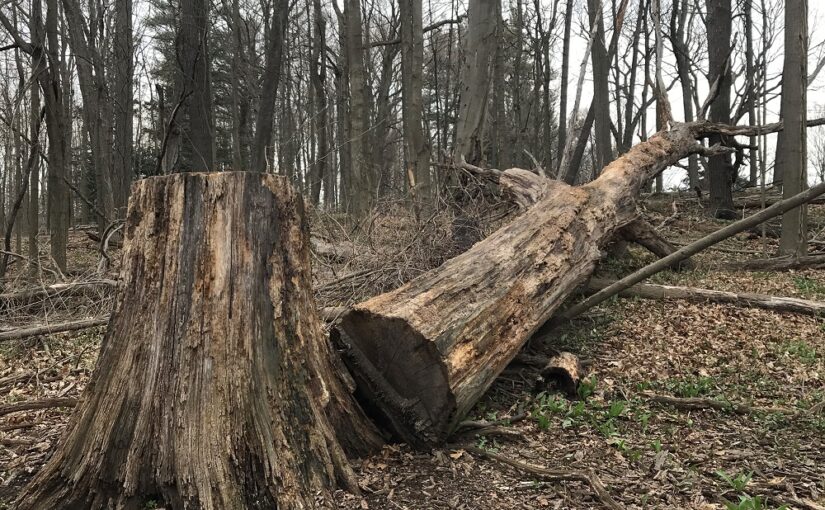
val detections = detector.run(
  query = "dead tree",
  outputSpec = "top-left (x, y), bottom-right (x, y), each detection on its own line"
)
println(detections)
top-left (332, 119), bottom-right (825, 447)
top-left (15, 173), bottom-right (380, 510)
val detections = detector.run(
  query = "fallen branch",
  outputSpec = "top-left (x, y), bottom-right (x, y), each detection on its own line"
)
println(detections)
top-left (639, 392), bottom-right (792, 415)
top-left (0, 280), bottom-right (118, 307)
top-left (0, 318), bottom-right (109, 342)
top-left (465, 447), bottom-right (624, 510)
top-left (586, 278), bottom-right (825, 316)
top-left (0, 397), bottom-right (78, 418)
top-left (726, 254), bottom-right (825, 271)
top-left (556, 179), bottom-right (825, 323)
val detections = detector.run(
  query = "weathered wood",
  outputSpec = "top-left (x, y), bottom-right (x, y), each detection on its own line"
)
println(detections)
top-left (15, 173), bottom-right (380, 510)
top-left (0, 397), bottom-right (77, 418)
top-left (586, 278), bottom-right (825, 316)
top-left (538, 352), bottom-right (583, 397)
top-left (0, 317), bottom-right (109, 342)
top-left (334, 122), bottom-right (719, 446)
top-left (618, 218), bottom-right (695, 270)
top-left (726, 254), bottom-right (825, 271)
top-left (0, 279), bottom-right (118, 308)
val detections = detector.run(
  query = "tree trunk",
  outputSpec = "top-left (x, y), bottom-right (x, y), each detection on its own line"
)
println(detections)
top-left (400, 0), bottom-right (431, 209)
top-left (113, 0), bottom-right (133, 212)
top-left (705, 0), bottom-right (736, 218)
top-left (344, 0), bottom-right (373, 216)
top-left (177, 0), bottom-right (215, 171)
top-left (454, 0), bottom-right (497, 164)
top-left (556, 0), bottom-right (573, 173)
top-left (250, 0), bottom-right (289, 173)
top-left (309, 0), bottom-right (329, 205)
top-left (778, 0), bottom-right (808, 256)
top-left (332, 121), bottom-right (722, 447)
top-left (15, 173), bottom-right (380, 509)
top-left (587, 0), bottom-right (613, 173)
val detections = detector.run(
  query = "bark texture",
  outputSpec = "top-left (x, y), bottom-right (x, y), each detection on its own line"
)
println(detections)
top-left (15, 173), bottom-right (378, 510)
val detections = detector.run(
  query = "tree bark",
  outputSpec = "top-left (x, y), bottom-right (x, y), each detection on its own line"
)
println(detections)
top-left (176, 0), bottom-right (215, 171)
top-left (556, 0), bottom-right (574, 173)
top-left (15, 173), bottom-right (380, 509)
top-left (587, 0), bottom-right (613, 173)
top-left (778, 0), bottom-right (808, 256)
top-left (250, 0), bottom-right (289, 173)
top-left (344, 0), bottom-right (373, 215)
top-left (400, 0), bottom-right (431, 209)
top-left (705, 0), bottom-right (736, 218)
top-left (454, 0), bottom-right (497, 164)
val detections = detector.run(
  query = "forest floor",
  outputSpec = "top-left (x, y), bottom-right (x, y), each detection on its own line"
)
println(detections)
top-left (1, 194), bottom-right (824, 509)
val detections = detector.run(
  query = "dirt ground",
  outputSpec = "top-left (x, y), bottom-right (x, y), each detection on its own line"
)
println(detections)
top-left (1, 199), bottom-right (823, 509)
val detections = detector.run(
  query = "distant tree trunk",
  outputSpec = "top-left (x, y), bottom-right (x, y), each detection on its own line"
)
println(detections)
top-left (250, 0), bottom-right (289, 173)
top-left (587, 0), bottom-right (613, 173)
top-left (61, 0), bottom-right (115, 231)
top-left (229, 0), bottom-right (245, 171)
top-left (744, 0), bottom-right (757, 187)
top-left (454, 0), bottom-right (497, 164)
top-left (28, 51), bottom-right (40, 276)
top-left (177, 0), bottom-right (215, 171)
top-left (705, 0), bottom-right (736, 218)
top-left (333, 4), bottom-right (350, 210)
top-left (15, 173), bottom-right (381, 509)
top-left (670, 0), bottom-right (699, 189)
top-left (400, 0), bottom-right (431, 209)
top-left (309, 0), bottom-right (329, 205)
top-left (344, 0), bottom-right (372, 216)
top-left (44, 0), bottom-right (70, 271)
top-left (113, 0), bottom-right (133, 212)
top-left (557, 0), bottom-right (574, 172)
top-left (778, 0), bottom-right (808, 256)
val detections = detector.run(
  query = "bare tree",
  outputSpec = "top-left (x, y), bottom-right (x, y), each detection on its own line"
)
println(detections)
top-left (778, 0), bottom-right (808, 255)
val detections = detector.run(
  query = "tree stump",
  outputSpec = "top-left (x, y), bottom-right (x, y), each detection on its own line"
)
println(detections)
top-left (15, 172), bottom-right (379, 510)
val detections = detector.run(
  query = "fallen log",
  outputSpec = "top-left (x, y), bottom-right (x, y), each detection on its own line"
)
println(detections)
top-left (15, 173), bottom-right (380, 510)
top-left (586, 278), bottom-right (825, 316)
top-left (333, 121), bottom-right (767, 447)
top-left (726, 253), bottom-right (825, 271)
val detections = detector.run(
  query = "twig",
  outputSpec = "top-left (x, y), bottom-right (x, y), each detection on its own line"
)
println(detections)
top-left (465, 447), bottom-right (624, 510)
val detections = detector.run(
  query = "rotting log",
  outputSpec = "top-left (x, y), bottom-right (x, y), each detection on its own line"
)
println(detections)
top-left (333, 121), bottom-right (746, 447)
top-left (460, 160), bottom-right (694, 268)
top-left (586, 278), bottom-right (825, 316)
top-left (15, 173), bottom-right (381, 510)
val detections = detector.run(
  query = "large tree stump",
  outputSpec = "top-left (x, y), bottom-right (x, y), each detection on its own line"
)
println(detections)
top-left (334, 123), bottom-right (711, 447)
top-left (16, 173), bottom-right (380, 510)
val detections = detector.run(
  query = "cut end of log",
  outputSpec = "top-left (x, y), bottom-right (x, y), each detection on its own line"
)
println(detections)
top-left (537, 352), bottom-right (583, 397)
top-left (333, 310), bottom-right (455, 447)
